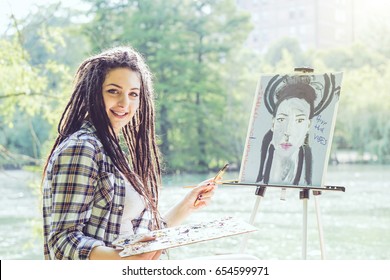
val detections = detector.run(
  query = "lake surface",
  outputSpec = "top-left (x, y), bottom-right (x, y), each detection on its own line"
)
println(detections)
top-left (1, 164), bottom-right (389, 260)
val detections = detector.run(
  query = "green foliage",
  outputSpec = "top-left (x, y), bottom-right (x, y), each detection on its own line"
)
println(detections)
top-left (1, 113), bottom-right (45, 157)
top-left (0, 5), bottom-right (79, 167)
top-left (2, 0), bottom-right (390, 171)
top-left (335, 63), bottom-right (390, 163)
top-left (83, 0), bottom-right (252, 172)
top-left (317, 43), bottom-right (386, 71)
top-left (265, 37), bottom-right (310, 67)
top-left (0, 39), bottom-right (47, 123)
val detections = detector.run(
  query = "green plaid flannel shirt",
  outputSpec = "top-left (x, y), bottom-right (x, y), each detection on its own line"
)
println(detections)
top-left (43, 121), bottom-right (154, 260)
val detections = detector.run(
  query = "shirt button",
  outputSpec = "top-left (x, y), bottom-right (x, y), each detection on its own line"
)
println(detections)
top-left (118, 206), bottom-right (123, 211)
top-left (113, 234), bottom-right (118, 239)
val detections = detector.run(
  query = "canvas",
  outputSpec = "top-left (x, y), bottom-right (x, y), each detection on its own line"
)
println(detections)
top-left (239, 72), bottom-right (343, 187)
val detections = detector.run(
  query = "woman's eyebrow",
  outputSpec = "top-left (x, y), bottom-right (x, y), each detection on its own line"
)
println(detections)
top-left (105, 83), bottom-right (140, 91)
top-left (105, 83), bottom-right (122, 89)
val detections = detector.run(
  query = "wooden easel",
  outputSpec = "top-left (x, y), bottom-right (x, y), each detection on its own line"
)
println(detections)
top-left (222, 182), bottom-right (345, 259)
top-left (229, 67), bottom-right (345, 259)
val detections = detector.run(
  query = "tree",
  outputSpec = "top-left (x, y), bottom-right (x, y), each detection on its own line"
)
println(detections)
top-left (311, 40), bottom-right (390, 163)
top-left (0, 39), bottom-right (47, 122)
top-left (0, 5), bottom-right (79, 166)
top-left (20, 3), bottom-right (91, 71)
top-left (218, 48), bottom-right (262, 168)
top-left (317, 43), bottom-right (385, 71)
top-left (265, 37), bottom-right (310, 67)
top-left (83, 0), bottom-right (252, 172)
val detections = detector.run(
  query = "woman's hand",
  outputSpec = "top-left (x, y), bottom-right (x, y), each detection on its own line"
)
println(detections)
top-left (163, 178), bottom-right (218, 227)
top-left (187, 178), bottom-right (217, 209)
top-left (90, 234), bottom-right (162, 260)
top-left (124, 234), bottom-right (162, 260)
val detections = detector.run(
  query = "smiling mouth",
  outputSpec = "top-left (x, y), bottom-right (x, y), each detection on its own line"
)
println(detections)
top-left (111, 110), bottom-right (129, 118)
top-left (280, 143), bottom-right (292, 150)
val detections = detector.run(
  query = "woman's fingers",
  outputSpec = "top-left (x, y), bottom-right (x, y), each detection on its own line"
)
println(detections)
top-left (196, 190), bottom-right (215, 200)
top-left (193, 187), bottom-right (214, 207)
top-left (196, 178), bottom-right (215, 188)
top-left (130, 234), bottom-right (162, 260)
top-left (194, 189), bottom-right (216, 207)
top-left (196, 181), bottom-right (217, 194)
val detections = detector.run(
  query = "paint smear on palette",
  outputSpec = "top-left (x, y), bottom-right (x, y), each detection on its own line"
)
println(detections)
top-left (112, 216), bottom-right (258, 257)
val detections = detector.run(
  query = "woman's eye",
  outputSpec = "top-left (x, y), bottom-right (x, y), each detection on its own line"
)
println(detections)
top-left (129, 92), bottom-right (139, 97)
top-left (276, 118), bottom-right (285, 122)
top-left (107, 89), bottom-right (119, 94)
top-left (297, 118), bottom-right (305, 123)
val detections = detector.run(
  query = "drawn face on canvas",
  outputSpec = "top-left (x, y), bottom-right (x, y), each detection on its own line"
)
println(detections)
top-left (272, 98), bottom-right (311, 157)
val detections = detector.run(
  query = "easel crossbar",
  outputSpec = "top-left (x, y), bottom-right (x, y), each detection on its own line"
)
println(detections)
top-left (221, 181), bottom-right (345, 192)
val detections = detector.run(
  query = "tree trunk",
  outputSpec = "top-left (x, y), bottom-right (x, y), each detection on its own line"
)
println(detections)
top-left (196, 35), bottom-right (208, 170)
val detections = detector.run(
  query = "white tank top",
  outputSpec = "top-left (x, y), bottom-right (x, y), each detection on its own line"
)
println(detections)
top-left (120, 177), bottom-right (146, 235)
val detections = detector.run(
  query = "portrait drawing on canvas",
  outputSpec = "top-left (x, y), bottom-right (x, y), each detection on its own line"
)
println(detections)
top-left (239, 73), bottom-right (342, 187)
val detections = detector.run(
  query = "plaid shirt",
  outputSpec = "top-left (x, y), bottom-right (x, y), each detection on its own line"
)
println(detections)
top-left (43, 121), bottom-right (154, 260)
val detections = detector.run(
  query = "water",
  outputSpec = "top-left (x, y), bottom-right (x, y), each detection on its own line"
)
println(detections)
top-left (1, 165), bottom-right (389, 260)
top-left (0, 170), bottom-right (42, 260)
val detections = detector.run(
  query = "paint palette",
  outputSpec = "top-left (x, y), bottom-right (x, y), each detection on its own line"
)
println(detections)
top-left (112, 216), bottom-right (258, 257)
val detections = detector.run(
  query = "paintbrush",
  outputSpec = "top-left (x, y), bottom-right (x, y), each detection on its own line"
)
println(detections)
top-left (193, 163), bottom-right (229, 207)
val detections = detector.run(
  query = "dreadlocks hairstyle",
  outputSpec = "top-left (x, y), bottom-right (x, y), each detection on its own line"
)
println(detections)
top-left (43, 46), bottom-right (163, 229)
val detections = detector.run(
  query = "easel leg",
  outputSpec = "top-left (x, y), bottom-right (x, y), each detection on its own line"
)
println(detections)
top-left (300, 189), bottom-right (309, 260)
top-left (240, 186), bottom-right (266, 253)
top-left (313, 191), bottom-right (326, 260)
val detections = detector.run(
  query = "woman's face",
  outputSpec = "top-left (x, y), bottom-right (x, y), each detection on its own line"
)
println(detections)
top-left (102, 68), bottom-right (141, 135)
top-left (271, 98), bottom-right (311, 157)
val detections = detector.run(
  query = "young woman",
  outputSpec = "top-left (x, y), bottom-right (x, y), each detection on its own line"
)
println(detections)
top-left (42, 46), bottom-right (216, 260)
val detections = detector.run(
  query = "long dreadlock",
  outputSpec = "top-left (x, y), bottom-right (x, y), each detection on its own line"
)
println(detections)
top-left (43, 46), bottom-right (163, 229)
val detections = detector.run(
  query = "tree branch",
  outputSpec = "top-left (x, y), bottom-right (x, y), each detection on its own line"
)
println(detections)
top-left (0, 144), bottom-right (41, 165)
top-left (0, 92), bottom-right (60, 99)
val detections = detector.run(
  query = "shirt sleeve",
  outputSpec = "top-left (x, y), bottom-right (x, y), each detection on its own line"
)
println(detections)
top-left (46, 139), bottom-right (105, 260)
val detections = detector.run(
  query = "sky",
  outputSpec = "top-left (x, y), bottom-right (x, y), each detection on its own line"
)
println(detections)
top-left (0, 0), bottom-right (89, 34)
top-left (1, 0), bottom-right (389, 35)
top-left (1, 0), bottom-right (53, 28)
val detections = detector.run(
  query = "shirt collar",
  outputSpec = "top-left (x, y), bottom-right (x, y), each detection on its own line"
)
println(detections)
top-left (80, 120), bottom-right (97, 134)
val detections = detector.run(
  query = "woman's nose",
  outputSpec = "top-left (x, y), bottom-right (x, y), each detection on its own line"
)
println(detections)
top-left (118, 93), bottom-right (130, 107)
